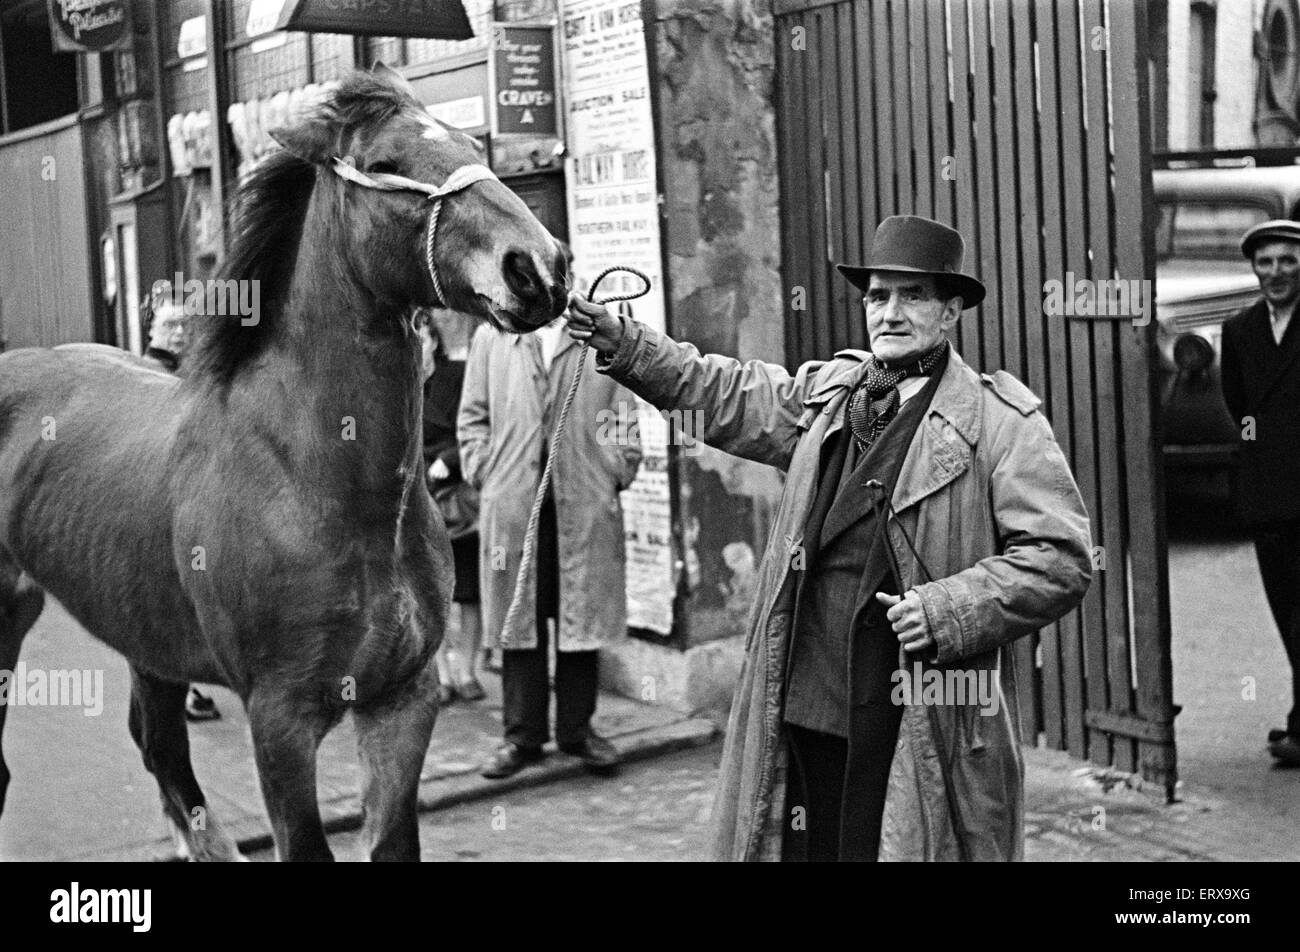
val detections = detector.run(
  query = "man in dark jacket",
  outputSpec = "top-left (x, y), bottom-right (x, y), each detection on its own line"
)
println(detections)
top-left (1221, 219), bottom-right (1300, 766)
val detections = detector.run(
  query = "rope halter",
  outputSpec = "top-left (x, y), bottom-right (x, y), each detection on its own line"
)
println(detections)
top-left (329, 155), bottom-right (499, 307)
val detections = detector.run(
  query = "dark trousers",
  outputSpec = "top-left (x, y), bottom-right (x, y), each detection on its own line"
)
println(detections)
top-left (781, 725), bottom-right (847, 862)
top-left (780, 709), bottom-right (900, 862)
top-left (502, 493), bottom-right (598, 750)
top-left (1254, 519), bottom-right (1300, 737)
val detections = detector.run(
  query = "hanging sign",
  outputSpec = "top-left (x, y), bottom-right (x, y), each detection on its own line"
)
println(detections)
top-left (274, 0), bottom-right (473, 40)
top-left (489, 24), bottom-right (558, 136)
top-left (47, 0), bottom-right (132, 53)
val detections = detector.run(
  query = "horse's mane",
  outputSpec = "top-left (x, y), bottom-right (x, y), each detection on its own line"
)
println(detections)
top-left (187, 74), bottom-right (414, 384)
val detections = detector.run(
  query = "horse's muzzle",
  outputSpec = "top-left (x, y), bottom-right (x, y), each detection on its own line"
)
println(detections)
top-left (502, 249), bottom-right (567, 327)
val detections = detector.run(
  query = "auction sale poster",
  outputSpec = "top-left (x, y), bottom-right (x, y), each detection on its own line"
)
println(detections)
top-left (561, 0), bottom-right (673, 635)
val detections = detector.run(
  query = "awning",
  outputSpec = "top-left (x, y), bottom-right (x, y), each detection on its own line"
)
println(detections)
top-left (275, 0), bottom-right (474, 42)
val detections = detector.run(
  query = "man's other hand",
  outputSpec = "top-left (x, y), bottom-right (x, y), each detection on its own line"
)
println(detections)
top-left (876, 591), bottom-right (934, 653)
top-left (566, 295), bottom-right (625, 356)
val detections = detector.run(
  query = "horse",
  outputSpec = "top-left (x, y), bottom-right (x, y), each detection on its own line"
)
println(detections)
top-left (0, 66), bottom-right (567, 861)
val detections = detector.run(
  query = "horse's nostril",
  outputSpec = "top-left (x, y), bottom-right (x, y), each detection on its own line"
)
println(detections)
top-left (502, 249), bottom-right (544, 303)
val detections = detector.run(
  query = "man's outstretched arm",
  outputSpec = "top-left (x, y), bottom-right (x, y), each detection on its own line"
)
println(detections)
top-left (567, 296), bottom-right (820, 471)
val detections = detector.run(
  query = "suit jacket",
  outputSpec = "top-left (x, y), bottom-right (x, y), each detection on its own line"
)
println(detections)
top-left (1220, 298), bottom-right (1300, 526)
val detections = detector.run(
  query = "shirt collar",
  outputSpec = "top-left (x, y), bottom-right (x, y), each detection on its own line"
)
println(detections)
top-left (1266, 297), bottom-right (1297, 325)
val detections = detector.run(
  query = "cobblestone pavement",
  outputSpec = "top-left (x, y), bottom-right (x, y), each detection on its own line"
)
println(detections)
top-left (250, 742), bottom-right (720, 861)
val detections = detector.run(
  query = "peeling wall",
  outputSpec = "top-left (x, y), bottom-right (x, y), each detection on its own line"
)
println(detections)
top-left (650, 0), bottom-right (785, 645)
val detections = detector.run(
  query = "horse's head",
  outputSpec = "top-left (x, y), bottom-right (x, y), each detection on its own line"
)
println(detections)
top-left (270, 66), bottom-right (567, 333)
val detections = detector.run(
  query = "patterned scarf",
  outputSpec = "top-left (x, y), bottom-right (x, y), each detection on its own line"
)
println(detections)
top-left (847, 341), bottom-right (948, 453)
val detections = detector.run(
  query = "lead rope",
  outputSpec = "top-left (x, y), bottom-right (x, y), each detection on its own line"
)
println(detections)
top-left (499, 266), bottom-right (652, 646)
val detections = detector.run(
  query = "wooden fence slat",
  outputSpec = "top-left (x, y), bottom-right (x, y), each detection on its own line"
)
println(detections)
top-left (1082, 0), bottom-right (1140, 774)
top-left (1013, 0), bottom-right (1046, 400)
top-left (928, 0), bottom-right (953, 226)
top-left (1040, 0), bottom-right (1092, 764)
top-left (838, 3), bottom-right (867, 351)
top-left (1109, 0), bottom-right (1177, 797)
top-left (948, 0), bottom-right (981, 366)
top-left (969, 0), bottom-right (1002, 374)
top-left (1056, 0), bottom-right (1111, 766)
top-left (872, 0), bottom-right (897, 235)
top-left (1081, 0), bottom-right (1117, 769)
top-left (821, 8), bottom-right (850, 350)
top-left (891, 0), bottom-right (915, 214)
top-left (854, 0), bottom-right (880, 253)
top-left (993, 0), bottom-right (1023, 380)
top-left (910, 0), bottom-right (933, 216)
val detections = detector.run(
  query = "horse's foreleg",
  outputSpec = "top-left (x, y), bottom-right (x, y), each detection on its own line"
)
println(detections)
top-left (126, 667), bottom-right (243, 861)
top-left (0, 555), bottom-right (44, 817)
top-left (353, 661), bottom-right (439, 862)
top-left (247, 686), bottom-right (334, 862)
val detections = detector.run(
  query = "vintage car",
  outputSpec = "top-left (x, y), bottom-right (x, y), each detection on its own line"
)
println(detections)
top-left (1154, 156), bottom-right (1300, 496)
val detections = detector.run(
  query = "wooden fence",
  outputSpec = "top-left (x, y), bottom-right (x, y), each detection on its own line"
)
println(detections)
top-left (772, 0), bottom-right (1176, 792)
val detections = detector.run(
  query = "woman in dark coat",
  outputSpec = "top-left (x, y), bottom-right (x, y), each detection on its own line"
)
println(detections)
top-left (419, 309), bottom-right (486, 703)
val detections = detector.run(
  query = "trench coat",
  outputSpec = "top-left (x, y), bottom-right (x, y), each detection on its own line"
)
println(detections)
top-left (458, 323), bottom-right (642, 652)
top-left (597, 320), bottom-right (1092, 861)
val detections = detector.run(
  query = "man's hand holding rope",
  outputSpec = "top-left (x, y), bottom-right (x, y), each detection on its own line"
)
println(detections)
top-left (566, 295), bottom-right (625, 355)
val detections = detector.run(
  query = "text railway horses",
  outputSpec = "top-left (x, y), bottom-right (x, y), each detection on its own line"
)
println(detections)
top-left (0, 67), bottom-right (567, 861)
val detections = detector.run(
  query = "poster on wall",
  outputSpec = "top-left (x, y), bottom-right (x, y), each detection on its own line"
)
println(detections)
top-left (561, 0), bottom-right (673, 635)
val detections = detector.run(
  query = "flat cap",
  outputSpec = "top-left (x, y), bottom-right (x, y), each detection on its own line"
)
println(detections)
top-left (1241, 219), bottom-right (1300, 258)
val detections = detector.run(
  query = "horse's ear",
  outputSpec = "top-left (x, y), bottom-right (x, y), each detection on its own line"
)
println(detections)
top-left (371, 61), bottom-right (417, 99)
top-left (269, 117), bottom-right (334, 164)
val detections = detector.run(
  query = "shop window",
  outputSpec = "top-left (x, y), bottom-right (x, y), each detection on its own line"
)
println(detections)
top-left (0, 0), bottom-right (78, 134)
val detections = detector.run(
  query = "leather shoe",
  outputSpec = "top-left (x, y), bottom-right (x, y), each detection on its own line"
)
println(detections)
top-left (481, 742), bottom-right (545, 779)
top-left (559, 734), bottom-right (621, 773)
top-left (1267, 728), bottom-right (1289, 744)
top-left (1268, 734), bottom-right (1300, 766)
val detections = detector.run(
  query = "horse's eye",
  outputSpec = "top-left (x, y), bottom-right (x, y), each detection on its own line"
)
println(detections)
top-left (366, 160), bottom-right (399, 176)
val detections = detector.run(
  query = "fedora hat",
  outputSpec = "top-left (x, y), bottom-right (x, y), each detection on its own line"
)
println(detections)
top-left (1240, 218), bottom-right (1300, 258)
top-left (836, 215), bottom-right (985, 309)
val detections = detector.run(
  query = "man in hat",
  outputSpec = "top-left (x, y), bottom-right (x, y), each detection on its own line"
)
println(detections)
top-left (1220, 219), bottom-right (1300, 766)
top-left (567, 215), bottom-right (1091, 860)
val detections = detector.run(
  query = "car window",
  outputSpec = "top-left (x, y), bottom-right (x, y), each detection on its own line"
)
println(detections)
top-left (1156, 202), bottom-right (1272, 260)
